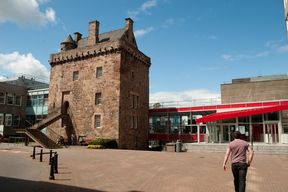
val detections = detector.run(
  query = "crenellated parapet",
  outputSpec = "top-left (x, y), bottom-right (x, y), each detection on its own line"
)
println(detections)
top-left (49, 39), bottom-right (151, 68)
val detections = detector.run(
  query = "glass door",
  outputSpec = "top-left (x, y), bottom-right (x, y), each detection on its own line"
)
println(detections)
top-left (265, 123), bottom-right (279, 144)
top-left (208, 125), bottom-right (220, 143)
top-left (223, 125), bottom-right (236, 142)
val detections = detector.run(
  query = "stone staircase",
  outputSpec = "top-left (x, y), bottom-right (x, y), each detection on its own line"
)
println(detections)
top-left (25, 129), bottom-right (60, 149)
top-left (17, 108), bottom-right (66, 149)
top-left (183, 143), bottom-right (288, 155)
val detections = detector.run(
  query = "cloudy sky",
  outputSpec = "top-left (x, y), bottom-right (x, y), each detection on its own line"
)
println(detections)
top-left (0, 0), bottom-right (288, 104)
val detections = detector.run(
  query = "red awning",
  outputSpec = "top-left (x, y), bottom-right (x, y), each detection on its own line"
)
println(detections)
top-left (196, 105), bottom-right (288, 124)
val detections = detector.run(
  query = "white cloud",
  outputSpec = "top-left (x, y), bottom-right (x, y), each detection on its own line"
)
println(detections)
top-left (134, 27), bottom-right (154, 38)
top-left (209, 35), bottom-right (217, 40)
top-left (127, 0), bottom-right (157, 19)
top-left (0, 52), bottom-right (50, 80)
top-left (45, 7), bottom-right (56, 24)
top-left (276, 44), bottom-right (288, 52)
top-left (162, 18), bottom-right (174, 28)
top-left (149, 89), bottom-right (221, 105)
top-left (0, 0), bottom-right (57, 28)
top-left (222, 51), bottom-right (269, 61)
top-left (222, 54), bottom-right (232, 61)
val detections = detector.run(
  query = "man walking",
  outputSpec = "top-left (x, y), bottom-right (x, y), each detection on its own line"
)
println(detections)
top-left (223, 131), bottom-right (254, 192)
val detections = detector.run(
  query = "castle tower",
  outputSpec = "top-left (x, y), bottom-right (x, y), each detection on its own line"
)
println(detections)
top-left (48, 18), bottom-right (151, 149)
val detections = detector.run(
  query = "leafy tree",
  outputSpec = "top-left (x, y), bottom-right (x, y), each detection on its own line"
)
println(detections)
top-left (153, 102), bottom-right (161, 108)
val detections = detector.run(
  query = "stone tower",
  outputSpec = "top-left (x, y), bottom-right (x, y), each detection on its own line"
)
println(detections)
top-left (48, 18), bottom-right (151, 149)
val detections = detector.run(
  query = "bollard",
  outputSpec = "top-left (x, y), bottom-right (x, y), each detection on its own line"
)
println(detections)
top-left (32, 146), bottom-right (36, 159)
top-left (49, 150), bottom-right (52, 165)
top-left (49, 157), bottom-right (55, 180)
top-left (54, 153), bottom-right (58, 173)
top-left (40, 149), bottom-right (43, 162)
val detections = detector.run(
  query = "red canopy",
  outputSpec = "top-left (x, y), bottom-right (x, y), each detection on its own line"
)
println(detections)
top-left (196, 105), bottom-right (288, 124)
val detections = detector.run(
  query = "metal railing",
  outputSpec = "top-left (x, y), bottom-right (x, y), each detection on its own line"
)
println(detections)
top-left (149, 91), bottom-right (288, 109)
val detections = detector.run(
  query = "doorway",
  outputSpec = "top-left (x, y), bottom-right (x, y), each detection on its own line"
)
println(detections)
top-left (223, 125), bottom-right (236, 142)
top-left (265, 123), bottom-right (278, 144)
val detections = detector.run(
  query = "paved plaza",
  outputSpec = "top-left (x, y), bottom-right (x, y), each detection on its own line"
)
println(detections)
top-left (0, 143), bottom-right (287, 192)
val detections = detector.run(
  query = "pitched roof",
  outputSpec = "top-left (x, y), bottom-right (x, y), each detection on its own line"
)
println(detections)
top-left (61, 34), bottom-right (76, 44)
top-left (76, 28), bottom-right (126, 48)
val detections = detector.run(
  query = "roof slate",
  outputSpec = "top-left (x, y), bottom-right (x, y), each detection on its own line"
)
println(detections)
top-left (62, 34), bottom-right (76, 44)
top-left (76, 28), bottom-right (126, 48)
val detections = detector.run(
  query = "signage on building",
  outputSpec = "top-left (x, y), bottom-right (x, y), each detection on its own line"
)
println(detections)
top-left (160, 116), bottom-right (165, 125)
top-left (173, 116), bottom-right (179, 125)
top-left (182, 116), bottom-right (188, 125)
top-left (152, 117), bottom-right (157, 125)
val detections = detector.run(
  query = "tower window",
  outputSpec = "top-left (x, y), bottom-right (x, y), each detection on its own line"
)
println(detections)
top-left (96, 67), bottom-right (102, 78)
top-left (73, 71), bottom-right (79, 81)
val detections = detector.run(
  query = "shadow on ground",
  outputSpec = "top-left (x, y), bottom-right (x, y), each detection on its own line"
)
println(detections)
top-left (0, 176), bottom-right (105, 192)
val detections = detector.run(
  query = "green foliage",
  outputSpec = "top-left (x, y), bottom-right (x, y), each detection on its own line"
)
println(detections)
top-left (88, 139), bottom-right (118, 149)
top-left (153, 102), bottom-right (161, 108)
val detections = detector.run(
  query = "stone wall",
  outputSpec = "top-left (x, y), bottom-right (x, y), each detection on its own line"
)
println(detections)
top-left (221, 79), bottom-right (288, 104)
top-left (48, 30), bottom-right (150, 149)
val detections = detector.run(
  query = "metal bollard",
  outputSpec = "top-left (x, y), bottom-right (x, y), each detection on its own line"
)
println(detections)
top-left (49, 150), bottom-right (52, 165)
top-left (49, 157), bottom-right (55, 180)
top-left (40, 149), bottom-right (43, 162)
top-left (32, 146), bottom-right (36, 159)
top-left (54, 153), bottom-right (58, 173)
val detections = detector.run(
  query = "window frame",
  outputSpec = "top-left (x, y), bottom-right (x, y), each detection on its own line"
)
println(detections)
top-left (15, 95), bottom-right (22, 106)
top-left (134, 116), bottom-right (138, 129)
top-left (73, 71), bottom-right (79, 81)
top-left (95, 115), bottom-right (101, 128)
top-left (7, 93), bottom-right (14, 105)
top-left (131, 95), bottom-right (134, 108)
top-left (0, 113), bottom-right (3, 125)
top-left (13, 114), bottom-right (20, 127)
top-left (5, 114), bottom-right (12, 126)
top-left (95, 93), bottom-right (102, 105)
top-left (0, 92), bottom-right (5, 104)
top-left (130, 116), bottom-right (134, 129)
top-left (96, 67), bottom-right (103, 78)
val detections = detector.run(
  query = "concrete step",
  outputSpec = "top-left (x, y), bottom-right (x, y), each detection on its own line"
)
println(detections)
top-left (183, 143), bottom-right (288, 155)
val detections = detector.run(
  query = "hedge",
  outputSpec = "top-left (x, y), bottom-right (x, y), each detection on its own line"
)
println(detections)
top-left (88, 139), bottom-right (118, 149)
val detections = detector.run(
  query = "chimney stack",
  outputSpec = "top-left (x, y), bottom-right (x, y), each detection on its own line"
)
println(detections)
top-left (125, 18), bottom-right (134, 31)
top-left (74, 32), bottom-right (82, 41)
top-left (87, 20), bottom-right (100, 46)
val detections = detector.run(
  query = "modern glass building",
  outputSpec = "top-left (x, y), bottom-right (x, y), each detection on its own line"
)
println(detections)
top-left (25, 88), bottom-right (49, 134)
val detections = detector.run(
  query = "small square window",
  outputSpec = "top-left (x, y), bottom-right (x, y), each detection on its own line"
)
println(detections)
top-left (0, 92), bottom-right (5, 104)
top-left (0, 113), bottom-right (3, 125)
top-left (7, 93), bottom-right (14, 105)
top-left (134, 116), bottom-right (138, 129)
top-left (5, 114), bottom-right (12, 126)
top-left (73, 71), bottom-right (79, 81)
top-left (95, 93), bottom-right (101, 105)
top-left (95, 115), bottom-right (101, 128)
top-left (96, 67), bottom-right (102, 78)
top-left (13, 115), bottom-right (20, 127)
top-left (15, 95), bottom-right (22, 106)
top-left (131, 95), bottom-right (134, 108)
top-left (130, 116), bottom-right (134, 129)
top-left (134, 95), bottom-right (138, 109)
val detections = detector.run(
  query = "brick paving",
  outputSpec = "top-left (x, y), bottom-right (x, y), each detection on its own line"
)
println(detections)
top-left (0, 144), bottom-right (288, 192)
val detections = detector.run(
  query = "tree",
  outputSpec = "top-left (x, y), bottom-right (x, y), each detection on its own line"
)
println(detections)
top-left (153, 102), bottom-right (161, 108)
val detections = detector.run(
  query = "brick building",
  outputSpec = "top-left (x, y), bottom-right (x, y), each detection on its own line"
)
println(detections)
top-left (48, 18), bottom-right (151, 149)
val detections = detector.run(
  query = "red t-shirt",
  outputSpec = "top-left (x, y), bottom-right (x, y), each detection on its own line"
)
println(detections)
top-left (228, 139), bottom-right (251, 164)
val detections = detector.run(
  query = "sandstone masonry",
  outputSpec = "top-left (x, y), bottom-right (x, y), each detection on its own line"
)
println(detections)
top-left (48, 18), bottom-right (151, 149)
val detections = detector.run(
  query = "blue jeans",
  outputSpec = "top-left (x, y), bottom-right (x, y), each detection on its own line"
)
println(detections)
top-left (232, 162), bottom-right (248, 192)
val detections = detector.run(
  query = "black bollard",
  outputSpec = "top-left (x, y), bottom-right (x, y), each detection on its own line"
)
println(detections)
top-left (49, 150), bottom-right (52, 165)
top-left (40, 149), bottom-right (43, 162)
top-left (54, 153), bottom-right (58, 173)
top-left (32, 146), bottom-right (36, 159)
top-left (49, 157), bottom-right (55, 180)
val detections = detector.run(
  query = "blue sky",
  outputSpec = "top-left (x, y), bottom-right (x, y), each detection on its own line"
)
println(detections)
top-left (0, 0), bottom-right (288, 104)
